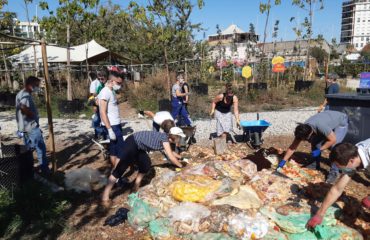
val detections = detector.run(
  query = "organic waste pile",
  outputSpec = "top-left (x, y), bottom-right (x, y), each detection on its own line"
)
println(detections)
top-left (119, 145), bottom-right (364, 240)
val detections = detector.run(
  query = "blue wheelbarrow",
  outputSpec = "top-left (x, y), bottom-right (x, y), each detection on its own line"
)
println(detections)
top-left (240, 113), bottom-right (271, 149)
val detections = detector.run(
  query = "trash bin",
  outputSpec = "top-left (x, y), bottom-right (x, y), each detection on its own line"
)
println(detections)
top-left (294, 80), bottom-right (314, 91)
top-left (326, 93), bottom-right (370, 144)
top-left (0, 144), bottom-right (34, 190)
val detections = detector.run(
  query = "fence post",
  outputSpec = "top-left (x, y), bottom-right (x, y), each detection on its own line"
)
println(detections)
top-left (41, 38), bottom-right (57, 173)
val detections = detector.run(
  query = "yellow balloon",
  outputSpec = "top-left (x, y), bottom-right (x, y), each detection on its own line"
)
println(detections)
top-left (208, 66), bottom-right (215, 73)
top-left (272, 56), bottom-right (285, 65)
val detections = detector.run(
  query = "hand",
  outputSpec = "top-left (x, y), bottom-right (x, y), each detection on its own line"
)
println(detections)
top-left (311, 149), bottom-right (321, 158)
top-left (108, 128), bottom-right (117, 141)
top-left (277, 159), bottom-right (287, 169)
top-left (317, 105), bottom-right (324, 113)
top-left (306, 214), bottom-right (323, 229)
top-left (16, 131), bottom-right (24, 138)
top-left (236, 120), bottom-right (241, 129)
top-left (185, 92), bottom-right (191, 96)
top-left (210, 110), bottom-right (215, 117)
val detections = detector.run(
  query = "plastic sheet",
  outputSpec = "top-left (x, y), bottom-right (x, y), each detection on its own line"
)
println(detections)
top-left (212, 185), bottom-right (262, 209)
top-left (287, 231), bottom-right (317, 240)
top-left (64, 167), bottom-right (107, 193)
top-left (148, 218), bottom-right (173, 240)
top-left (228, 213), bottom-right (269, 239)
top-left (314, 225), bottom-right (363, 240)
top-left (127, 193), bottom-right (158, 229)
top-left (168, 202), bottom-right (211, 234)
top-left (170, 175), bottom-right (222, 202)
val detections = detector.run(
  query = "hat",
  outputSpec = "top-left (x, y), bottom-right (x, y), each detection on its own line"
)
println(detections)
top-left (169, 127), bottom-right (186, 138)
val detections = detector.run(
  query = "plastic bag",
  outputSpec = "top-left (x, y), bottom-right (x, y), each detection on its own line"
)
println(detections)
top-left (314, 225), bottom-right (363, 240)
top-left (148, 218), bottom-right (173, 240)
top-left (170, 175), bottom-right (222, 202)
top-left (64, 167), bottom-right (107, 193)
top-left (231, 160), bottom-right (257, 179)
top-left (228, 213), bottom-right (269, 239)
top-left (189, 233), bottom-right (236, 240)
top-left (168, 202), bottom-right (211, 234)
top-left (127, 193), bottom-right (158, 229)
top-left (260, 207), bottom-right (339, 234)
top-left (212, 185), bottom-right (262, 209)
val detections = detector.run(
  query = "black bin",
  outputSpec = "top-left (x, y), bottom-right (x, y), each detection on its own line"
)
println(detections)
top-left (0, 144), bottom-right (34, 190)
top-left (326, 93), bottom-right (370, 144)
top-left (248, 83), bottom-right (267, 91)
top-left (158, 99), bottom-right (172, 112)
top-left (294, 80), bottom-right (314, 91)
top-left (191, 83), bottom-right (209, 95)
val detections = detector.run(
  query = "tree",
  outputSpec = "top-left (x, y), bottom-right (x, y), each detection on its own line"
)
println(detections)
top-left (361, 43), bottom-right (370, 62)
top-left (292, 0), bottom-right (324, 80)
top-left (310, 46), bottom-right (327, 65)
top-left (272, 20), bottom-right (280, 56)
top-left (259, 0), bottom-right (281, 55)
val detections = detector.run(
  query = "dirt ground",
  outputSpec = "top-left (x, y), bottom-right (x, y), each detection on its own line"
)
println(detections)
top-left (51, 134), bottom-right (370, 240)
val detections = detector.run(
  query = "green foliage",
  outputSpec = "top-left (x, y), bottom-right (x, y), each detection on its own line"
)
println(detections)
top-left (0, 181), bottom-right (71, 239)
top-left (361, 43), bottom-right (370, 61)
top-left (310, 46), bottom-right (327, 65)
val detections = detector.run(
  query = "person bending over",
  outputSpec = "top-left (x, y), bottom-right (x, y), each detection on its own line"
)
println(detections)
top-left (101, 127), bottom-right (185, 203)
top-left (277, 110), bottom-right (348, 183)
top-left (307, 140), bottom-right (370, 229)
top-left (141, 110), bottom-right (174, 132)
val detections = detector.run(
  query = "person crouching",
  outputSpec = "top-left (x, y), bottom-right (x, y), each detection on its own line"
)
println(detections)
top-left (101, 127), bottom-right (185, 203)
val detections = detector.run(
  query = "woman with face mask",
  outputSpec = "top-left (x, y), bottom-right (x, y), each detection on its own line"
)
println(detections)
top-left (171, 74), bottom-right (191, 127)
top-left (97, 71), bottom-right (124, 168)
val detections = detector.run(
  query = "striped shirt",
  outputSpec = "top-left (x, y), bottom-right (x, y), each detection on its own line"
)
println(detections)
top-left (133, 131), bottom-right (169, 151)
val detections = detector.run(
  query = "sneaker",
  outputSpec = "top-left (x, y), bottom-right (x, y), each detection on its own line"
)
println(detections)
top-left (326, 171), bottom-right (339, 184)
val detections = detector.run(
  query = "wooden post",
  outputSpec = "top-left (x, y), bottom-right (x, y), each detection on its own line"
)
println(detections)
top-left (41, 38), bottom-right (57, 173)
top-left (66, 24), bottom-right (72, 101)
top-left (1, 43), bottom-right (11, 89)
top-left (164, 47), bottom-right (171, 100)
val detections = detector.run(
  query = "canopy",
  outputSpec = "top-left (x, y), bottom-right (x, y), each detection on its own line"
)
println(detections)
top-left (9, 40), bottom-right (131, 64)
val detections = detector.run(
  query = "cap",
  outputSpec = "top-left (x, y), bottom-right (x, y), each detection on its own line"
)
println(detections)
top-left (169, 127), bottom-right (186, 138)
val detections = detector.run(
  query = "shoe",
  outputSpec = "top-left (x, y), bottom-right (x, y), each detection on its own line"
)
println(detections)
top-left (326, 171), bottom-right (339, 184)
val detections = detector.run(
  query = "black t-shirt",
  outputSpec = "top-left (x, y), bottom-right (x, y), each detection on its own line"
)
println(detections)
top-left (215, 93), bottom-right (234, 113)
top-left (182, 83), bottom-right (189, 103)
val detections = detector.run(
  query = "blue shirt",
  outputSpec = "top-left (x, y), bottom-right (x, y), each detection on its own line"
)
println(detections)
top-left (133, 131), bottom-right (169, 151)
top-left (325, 83), bottom-right (339, 94)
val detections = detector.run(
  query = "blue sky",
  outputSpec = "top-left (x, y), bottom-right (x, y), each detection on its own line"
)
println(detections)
top-left (7, 0), bottom-right (342, 43)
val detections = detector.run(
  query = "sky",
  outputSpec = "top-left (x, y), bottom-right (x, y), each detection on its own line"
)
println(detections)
top-left (6, 0), bottom-right (342, 43)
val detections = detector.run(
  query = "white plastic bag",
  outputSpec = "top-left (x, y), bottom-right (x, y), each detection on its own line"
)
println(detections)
top-left (228, 213), bottom-right (269, 239)
top-left (64, 167), bottom-right (107, 193)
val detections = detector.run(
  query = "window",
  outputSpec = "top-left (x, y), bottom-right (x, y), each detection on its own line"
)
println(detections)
top-left (356, 43), bottom-right (359, 47)
top-left (357, 18), bottom-right (360, 22)
top-left (22, 26), bottom-right (27, 32)
top-left (362, 37), bottom-right (364, 41)
top-left (361, 43), bottom-right (364, 47)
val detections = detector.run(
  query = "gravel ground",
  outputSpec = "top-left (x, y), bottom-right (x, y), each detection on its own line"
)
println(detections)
top-left (0, 107), bottom-right (316, 141)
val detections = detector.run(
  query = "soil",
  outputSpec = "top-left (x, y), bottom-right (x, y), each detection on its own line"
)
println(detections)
top-left (53, 135), bottom-right (369, 240)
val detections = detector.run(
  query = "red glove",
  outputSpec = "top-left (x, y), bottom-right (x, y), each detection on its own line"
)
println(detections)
top-left (306, 214), bottom-right (323, 229)
top-left (362, 196), bottom-right (370, 209)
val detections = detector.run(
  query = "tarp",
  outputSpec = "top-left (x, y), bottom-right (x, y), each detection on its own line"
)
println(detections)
top-left (345, 53), bottom-right (361, 61)
top-left (9, 40), bottom-right (115, 64)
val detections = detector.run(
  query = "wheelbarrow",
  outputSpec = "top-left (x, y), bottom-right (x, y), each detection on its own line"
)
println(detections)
top-left (240, 114), bottom-right (271, 149)
top-left (179, 126), bottom-right (196, 151)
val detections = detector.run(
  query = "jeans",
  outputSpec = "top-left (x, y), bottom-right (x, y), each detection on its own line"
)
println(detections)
top-left (92, 109), bottom-right (107, 139)
top-left (171, 98), bottom-right (191, 126)
top-left (107, 124), bottom-right (124, 157)
top-left (24, 127), bottom-right (48, 167)
top-left (311, 117), bottom-right (349, 174)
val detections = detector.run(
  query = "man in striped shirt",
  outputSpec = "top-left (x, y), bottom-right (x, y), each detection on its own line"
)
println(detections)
top-left (101, 127), bottom-right (185, 203)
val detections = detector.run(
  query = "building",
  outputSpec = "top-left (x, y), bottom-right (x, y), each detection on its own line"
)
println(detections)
top-left (15, 21), bottom-right (44, 39)
top-left (340, 0), bottom-right (370, 51)
top-left (207, 24), bottom-right (260, 62)
top-left (258, 39), bottom-right (331, 62)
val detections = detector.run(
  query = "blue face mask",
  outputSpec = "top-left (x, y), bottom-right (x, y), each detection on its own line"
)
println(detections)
top-left (338, 167), bottom-right (356, 177)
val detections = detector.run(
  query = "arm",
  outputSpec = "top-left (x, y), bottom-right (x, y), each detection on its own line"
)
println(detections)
top-left (233, 95), bottom-right (240, 125)
top-left (99, 99), bottom-right (111, 129)
top-left (318, 99), bottom-right (327, 113)
top-left (320, 131), bottom-right (337, 151)
top-left (316, 174), bottom-right (351, 217)
top-left (172, 151), bottom-right (182, 159)
top-left (20, 105), bottom-right (35, 119)
top-left (163, 142), bottom-right (182, 168)
top-left (210, 94), bottom-right (223, 116)
top-left (144, 111), bottom-right (155, 118)
top-left (175, 89), bottom-right (187, 97)
top-left (183, 85), bottom-right (189, 102)
top-left (282, 138), bottom-right (302, 162)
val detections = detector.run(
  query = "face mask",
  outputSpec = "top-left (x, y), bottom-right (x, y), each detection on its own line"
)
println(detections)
top-left (338, 167), bottom-right (356, 177)
top-left (113, 84), bottom-right (121, 92)
top-left (32, 86), bottom-right (41, 93)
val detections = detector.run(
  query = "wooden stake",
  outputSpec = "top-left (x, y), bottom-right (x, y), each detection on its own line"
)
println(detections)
top-left (41, 38), bottom-right (57, 173)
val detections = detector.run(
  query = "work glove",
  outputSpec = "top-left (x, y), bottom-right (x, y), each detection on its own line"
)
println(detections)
top-left (362, 196), bottom-right (370, 209)
top-left (16, 130), bottom-right (24, 138)
top-left (108, 128), bottom-right (117, 141)
top-left (311, 149), bottom-right (322, 158)
top-left (277, 159), bottom-right (287, 169)
top-left (306, 214), bottom-right (323, 229)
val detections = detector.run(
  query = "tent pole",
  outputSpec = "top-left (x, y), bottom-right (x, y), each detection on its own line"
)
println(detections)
top-left (41, 38), bottom-right (57, 173)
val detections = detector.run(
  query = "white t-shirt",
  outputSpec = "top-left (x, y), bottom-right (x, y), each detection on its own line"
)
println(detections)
top-left (153, 111), bottom-right (174, 125)
top-left (98, 87), bottom-right (121, 126)
top-left (357, 138), bottom-right (370, 170)
top-left (89, 79), bottom-right (100, 94)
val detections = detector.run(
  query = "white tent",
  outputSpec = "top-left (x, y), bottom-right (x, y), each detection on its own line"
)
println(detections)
top-left (9, 40), bottom-right (110, 64)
